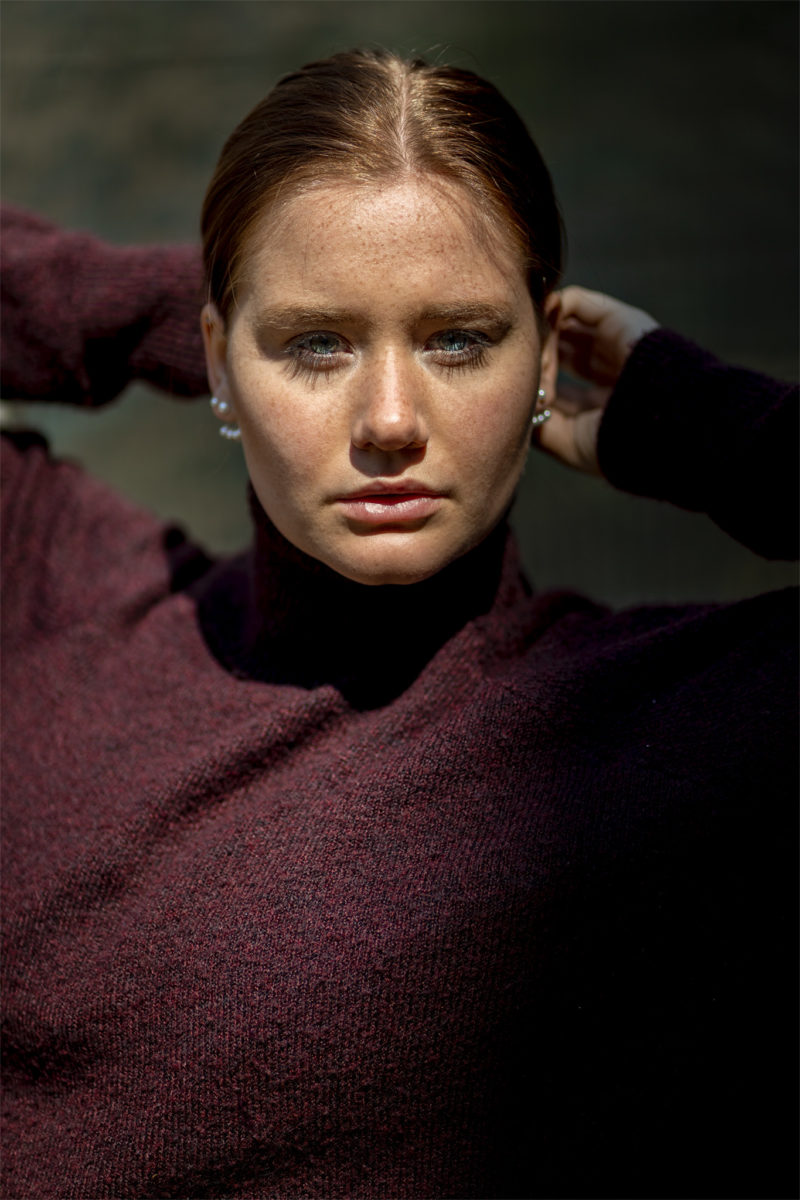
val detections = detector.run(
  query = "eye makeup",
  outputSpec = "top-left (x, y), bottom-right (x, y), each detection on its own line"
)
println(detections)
top-left (282, 326), bottom-right (499, 382)
top-left (283, 331), bottom-right (352, 381)
top-left (424, 329), bottom-right (493, 374)
top-left (269, 299), bottom-right (516, 384)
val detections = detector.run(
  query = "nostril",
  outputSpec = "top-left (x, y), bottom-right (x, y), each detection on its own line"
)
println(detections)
top-left (351, 407), bottom-right (427, 453)
top-left (349, 440), bottom-right (427, 470)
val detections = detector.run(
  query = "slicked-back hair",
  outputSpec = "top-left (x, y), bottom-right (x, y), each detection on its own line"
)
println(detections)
top-left (201, 48), bottom-right (564, 322)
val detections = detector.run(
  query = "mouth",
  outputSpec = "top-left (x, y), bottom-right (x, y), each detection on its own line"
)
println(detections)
top-left (334, 481), bottom-right (446, 525)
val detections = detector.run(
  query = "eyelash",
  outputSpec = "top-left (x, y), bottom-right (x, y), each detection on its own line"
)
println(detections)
top-left (283, 329), bottom-right (493, 381)
top-left (428, 331), bottom-right (490, 376)
top-left (283, 333), bottom-right (346, 382)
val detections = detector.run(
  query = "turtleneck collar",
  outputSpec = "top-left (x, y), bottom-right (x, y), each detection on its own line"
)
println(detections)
top-left (192, 489), bottom-right (529, 709)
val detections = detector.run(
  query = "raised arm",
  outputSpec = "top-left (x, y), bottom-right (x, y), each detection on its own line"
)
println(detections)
top-left (544, 285), bottom-right (798, 560)
top-left (0, 206), bottom-right (207, 406)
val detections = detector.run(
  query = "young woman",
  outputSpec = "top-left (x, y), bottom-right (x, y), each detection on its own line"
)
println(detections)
top-left (2, 50), bottom-right (796, 1200)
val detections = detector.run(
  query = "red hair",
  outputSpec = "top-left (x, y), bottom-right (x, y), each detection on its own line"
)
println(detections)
top-left (201, 49), bottom-right (564, 322)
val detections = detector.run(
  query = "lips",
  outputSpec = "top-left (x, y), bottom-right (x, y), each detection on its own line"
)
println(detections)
top-left (334, 480), bottom-right (445, 525)
top-left (337, 479), bottom-right (443, 500)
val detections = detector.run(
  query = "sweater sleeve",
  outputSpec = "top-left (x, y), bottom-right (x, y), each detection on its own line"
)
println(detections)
top-left (596, 327), bottom-right (799, 560)
top-left (0, 206), bottom-right (208, 406)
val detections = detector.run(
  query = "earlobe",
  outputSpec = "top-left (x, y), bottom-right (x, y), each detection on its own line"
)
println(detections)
top-left (201, 302), bottom-right (230, 402)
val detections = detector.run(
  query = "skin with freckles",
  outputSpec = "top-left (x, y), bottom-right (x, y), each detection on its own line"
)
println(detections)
top-left (202, 178), bottom-right (559, 585)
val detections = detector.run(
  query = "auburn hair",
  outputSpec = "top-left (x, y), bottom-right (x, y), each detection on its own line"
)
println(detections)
top-left (201, 48), bottom-right (564, 322)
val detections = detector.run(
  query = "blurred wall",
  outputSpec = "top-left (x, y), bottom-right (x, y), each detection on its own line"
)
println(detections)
top-left (2, 0), bottom-right (797, 605)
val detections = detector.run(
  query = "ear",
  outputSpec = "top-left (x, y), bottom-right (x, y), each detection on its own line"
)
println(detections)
top-left (201, 303), bottom-right (233, 409)
top-left (538, 290), bottom-right (561, 400)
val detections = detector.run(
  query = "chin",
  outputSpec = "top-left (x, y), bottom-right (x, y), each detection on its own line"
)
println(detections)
top-left (321, 534), bottom-right (472, 587)
top-left (328, 557), bottom-right (447, 588)
top-left (353, 568), bottom-right (442, 587)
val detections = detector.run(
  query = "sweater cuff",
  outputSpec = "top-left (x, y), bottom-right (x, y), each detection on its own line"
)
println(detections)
top-left (596, 327), bottom-right (786, 511)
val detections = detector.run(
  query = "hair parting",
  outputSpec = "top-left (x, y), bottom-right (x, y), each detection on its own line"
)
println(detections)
top-left (201, 48), bottom-right (565, 325)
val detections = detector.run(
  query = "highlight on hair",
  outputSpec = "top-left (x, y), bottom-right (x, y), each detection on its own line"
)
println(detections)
top-left (201, 48), bottom-right (564, 322)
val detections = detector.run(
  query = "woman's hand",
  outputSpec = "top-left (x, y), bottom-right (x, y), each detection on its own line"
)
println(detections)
top-left (536, 285), bottom-right (659, 473)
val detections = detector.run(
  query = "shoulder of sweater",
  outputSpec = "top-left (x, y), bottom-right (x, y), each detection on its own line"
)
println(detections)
top-left (485, 584), bottom-right (796, 794)
top-left (494, 583), bottom-right (797, 697)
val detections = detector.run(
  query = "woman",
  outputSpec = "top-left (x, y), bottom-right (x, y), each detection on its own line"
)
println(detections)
top-left (2, 50), bottom-right (797, 1199)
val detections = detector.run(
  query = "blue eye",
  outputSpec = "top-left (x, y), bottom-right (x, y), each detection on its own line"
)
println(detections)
top-left (303, 332), bottom-right (342, 356)
top-left (285, 330), bottom-right (350, 380)
top-left (427, 329), bottom-right (491, 372)
top-left (437, 331), bottom-right (472, 353)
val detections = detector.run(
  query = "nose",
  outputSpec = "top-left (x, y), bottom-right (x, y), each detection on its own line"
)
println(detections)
top-left (350, 348), bottom-right (428, 453)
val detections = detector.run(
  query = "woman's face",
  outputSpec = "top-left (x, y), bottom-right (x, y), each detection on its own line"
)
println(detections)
top-left (202, 178), bottom-right (558, 585)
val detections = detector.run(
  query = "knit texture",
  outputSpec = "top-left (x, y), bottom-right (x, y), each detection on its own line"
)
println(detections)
top-left (2, 214), bottom-right (798, 1199)
top-left (598, 326), bottom-right (800, 558)
top-left (0, 206), bottom-right (207, 404)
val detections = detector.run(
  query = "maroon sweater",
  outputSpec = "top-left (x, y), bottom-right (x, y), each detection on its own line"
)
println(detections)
top-left (2, 210), bottom-right (798, 1199)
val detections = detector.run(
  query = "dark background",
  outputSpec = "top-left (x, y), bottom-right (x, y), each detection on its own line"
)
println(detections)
top-left (2, 0), bottom-right (797, 606)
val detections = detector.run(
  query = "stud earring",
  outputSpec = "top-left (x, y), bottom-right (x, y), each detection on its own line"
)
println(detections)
top-left (531, 387), bottom-right (552, 428)
top-left (210, 395), bottom-right (241, 441)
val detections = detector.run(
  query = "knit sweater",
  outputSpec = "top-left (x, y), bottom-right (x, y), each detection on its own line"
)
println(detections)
top-left (1, 209), bottom-right (798, 1200)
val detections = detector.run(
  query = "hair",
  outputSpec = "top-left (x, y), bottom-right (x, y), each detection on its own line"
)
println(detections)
top-left (201, 48), bottom-right (564, 323)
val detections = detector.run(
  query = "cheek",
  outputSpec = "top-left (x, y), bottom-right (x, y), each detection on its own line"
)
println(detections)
top-left (233, 375), bottom-right (334, 487)
top-left (456, 361), bottom-right (537, 469)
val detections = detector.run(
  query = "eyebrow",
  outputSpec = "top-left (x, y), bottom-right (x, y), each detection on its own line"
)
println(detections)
top-left (256, 306), bottom-right (361, 329)
top-left (254, 302), bottom-right (515, 331)
top-left (417, 303), bottom-right (515, 328)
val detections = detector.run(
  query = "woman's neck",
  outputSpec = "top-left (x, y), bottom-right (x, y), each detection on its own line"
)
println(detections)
top-left (192, 490), bottom-right (520, 709)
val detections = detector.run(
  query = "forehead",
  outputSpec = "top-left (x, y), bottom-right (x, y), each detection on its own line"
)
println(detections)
top-left (236, 178), bottom-right (530, 316)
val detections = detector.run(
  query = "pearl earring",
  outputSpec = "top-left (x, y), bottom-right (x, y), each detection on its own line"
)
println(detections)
top-left (531, 387), bottom-right (552, 428)
top-left (210, 395), bottom-right (241, 441)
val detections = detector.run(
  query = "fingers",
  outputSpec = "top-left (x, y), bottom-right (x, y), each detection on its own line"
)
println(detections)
top-left (534, 405), bottom-right (603, 475)
top-left (555, 376), bottom-right (612, 414)
top-left (557, 327), bottom-right (618, 388)
top-left (539, 285), bottom-right (658, 476)
top-left (558, 285), bottom-right (617, 327)
top-left (555, 286), bottom-right (659, 387)
top-left (557, 285), bottom-right (659, 344)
